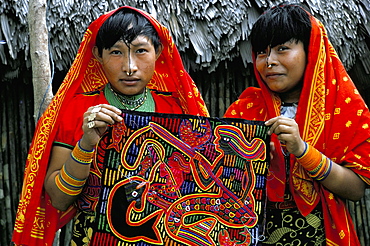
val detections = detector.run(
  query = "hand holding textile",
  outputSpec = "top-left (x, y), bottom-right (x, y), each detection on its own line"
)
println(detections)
top-left (265, 116), bottom-right (365, 200)
top-left (81, 103), bottom-right (123, 150)
top-left (265, 116), bottom-right (305, 157)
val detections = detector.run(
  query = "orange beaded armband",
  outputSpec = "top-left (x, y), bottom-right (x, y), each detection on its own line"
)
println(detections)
top-left (71, 140), bottom-right (95, 165)
top-left (55, 164), bottom-right (87, 196)
top-left (296, 142), bottom-right (332, 181)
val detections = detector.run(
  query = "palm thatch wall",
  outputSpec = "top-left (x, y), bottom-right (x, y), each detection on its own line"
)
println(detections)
top-left (1, 0), bottom-right (370, 245)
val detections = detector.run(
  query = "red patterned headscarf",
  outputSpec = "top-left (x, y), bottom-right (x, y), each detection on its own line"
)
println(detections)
top-left (225, 8), bottom-right (370, 245)
top-left (12, 6), bottom-right (208, 245)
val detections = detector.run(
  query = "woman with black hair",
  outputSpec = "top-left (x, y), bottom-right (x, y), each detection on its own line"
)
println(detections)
top-left (225, 4), bottom-right (370, 245)
top-left (12, 6), bottom-right (208, 246)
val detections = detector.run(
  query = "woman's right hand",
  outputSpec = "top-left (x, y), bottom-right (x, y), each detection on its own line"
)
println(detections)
top-left (80, 104), bottom-right (123, 150)
top-left (45, 104), bottom-right (122, 211)
top-left (265, 116), bottom-right (305, 157)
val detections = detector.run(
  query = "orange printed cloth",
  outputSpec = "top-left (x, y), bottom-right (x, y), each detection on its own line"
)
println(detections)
top-left (224, 14), bottom-right (370, 245)
top-left (12, 6), bottom-right (208, 246)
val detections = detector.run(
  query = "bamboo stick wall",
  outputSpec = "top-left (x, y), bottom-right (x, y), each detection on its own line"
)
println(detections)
top-left (191, 58), bottom-right (258, 118)
top-left (0, 74), bottom-right (35, 246)
top-left (348, 192), bottom-right (370, 246)
top-left (1, 58), bottom-right (370, 245)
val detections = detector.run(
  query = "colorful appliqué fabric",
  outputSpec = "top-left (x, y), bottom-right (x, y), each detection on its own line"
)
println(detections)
top-left (72, 110), bottom-right (270, 245)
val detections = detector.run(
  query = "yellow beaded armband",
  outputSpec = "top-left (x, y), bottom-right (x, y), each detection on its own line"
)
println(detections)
top-left (71, 140), bottom-right (95, 165)
top-left (55, 164), bottom-right (87, 196)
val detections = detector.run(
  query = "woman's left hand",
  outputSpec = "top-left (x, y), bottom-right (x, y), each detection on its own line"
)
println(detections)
top-left (265, 116), bottom-right (366, 200)
top-left (265, 116), bottom-right (305, 156)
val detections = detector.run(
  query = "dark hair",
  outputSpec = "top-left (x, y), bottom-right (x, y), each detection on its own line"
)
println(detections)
top-left (250, 4), bottom-right (312, 55)
top-left (95, 9), bottom-right (161, 55)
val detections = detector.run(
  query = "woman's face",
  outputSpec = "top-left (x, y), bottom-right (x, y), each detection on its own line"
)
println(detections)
top-left (255, 40), bottom-right (307, 102)
top-left (94, 35), bottom-right (161, 96)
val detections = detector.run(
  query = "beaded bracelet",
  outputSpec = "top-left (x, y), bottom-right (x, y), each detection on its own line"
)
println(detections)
top-left (296, 142), bottom-right (332, 181)
top-left (55, 164), bottom-right (87, 196)
top-left (71, 140), bottom-right (95, 165)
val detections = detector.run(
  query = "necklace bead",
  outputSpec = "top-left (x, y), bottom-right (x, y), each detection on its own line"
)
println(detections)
top-left (108, 84), bottom-right (147, 111)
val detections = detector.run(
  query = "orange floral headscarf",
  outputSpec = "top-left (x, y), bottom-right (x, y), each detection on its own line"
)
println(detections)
top-left (12, 6), bottom-right (208, 246)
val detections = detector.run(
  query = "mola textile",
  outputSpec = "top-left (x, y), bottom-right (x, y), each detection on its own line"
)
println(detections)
top-left (81, 110), bottom-right (270, 245)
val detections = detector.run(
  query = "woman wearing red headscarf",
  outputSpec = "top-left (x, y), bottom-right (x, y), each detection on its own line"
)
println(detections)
top-left (225, 4), bottom-right (370, 245)
top-left (12, 6), bottom-right (208, 245)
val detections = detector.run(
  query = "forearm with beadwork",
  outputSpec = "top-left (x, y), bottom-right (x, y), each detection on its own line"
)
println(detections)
top-left (56, 139), bottom-right (95, 196)
top-left (295, 142), bottom-right (333, 181)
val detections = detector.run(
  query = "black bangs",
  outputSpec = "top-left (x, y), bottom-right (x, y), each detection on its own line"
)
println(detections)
top-left (95, 9), bottom-right (161, 54)
top-left (250, 4), bottom-right (311, 54)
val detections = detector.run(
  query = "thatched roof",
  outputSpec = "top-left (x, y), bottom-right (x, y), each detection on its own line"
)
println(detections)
top-left (1, 0), bottom-right (370, 76)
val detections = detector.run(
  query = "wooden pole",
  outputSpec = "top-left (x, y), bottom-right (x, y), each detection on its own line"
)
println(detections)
top-left (28, 0), bottom-right (53, 123)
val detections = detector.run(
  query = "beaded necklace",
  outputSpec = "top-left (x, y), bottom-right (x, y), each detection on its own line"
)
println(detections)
top-left (108, 84), bottom-right (148, 111)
